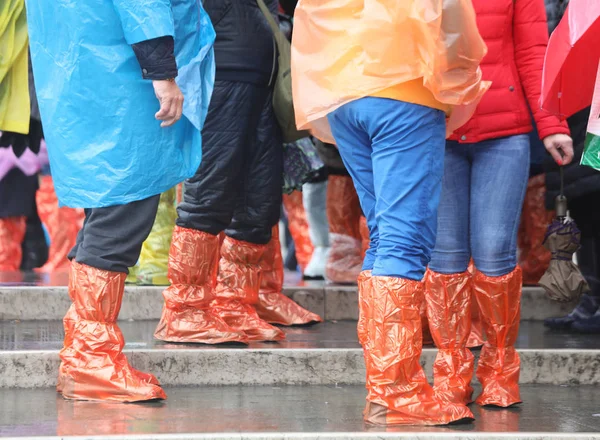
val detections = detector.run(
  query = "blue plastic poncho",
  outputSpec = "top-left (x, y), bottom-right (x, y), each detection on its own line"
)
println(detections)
top-left (25, 0), bottom-right (215, 208)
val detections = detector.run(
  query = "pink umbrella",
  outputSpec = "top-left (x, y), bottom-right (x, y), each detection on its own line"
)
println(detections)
top-left (541, 0), bottom-right (600, 119)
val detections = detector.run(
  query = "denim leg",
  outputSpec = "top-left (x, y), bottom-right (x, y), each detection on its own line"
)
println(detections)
top-left (328, 107), bottom-right (378, 272)
top-left (330, 98), bottom-right (445, 280)
top-left (429, 141), bottom-right (472, 274)
top-left (470, 135), bottom-right (530, 277)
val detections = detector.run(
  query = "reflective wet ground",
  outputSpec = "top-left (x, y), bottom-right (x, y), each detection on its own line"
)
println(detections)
top-left (1, 385), bottom-right (599, 437)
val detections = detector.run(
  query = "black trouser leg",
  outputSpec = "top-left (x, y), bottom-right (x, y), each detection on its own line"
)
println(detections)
top-left (225, 88), bottom-right (283, 245)
top-left (176, 81), bottom-right (262, 234)
top-left (67, 195), bottom-right (160, 273)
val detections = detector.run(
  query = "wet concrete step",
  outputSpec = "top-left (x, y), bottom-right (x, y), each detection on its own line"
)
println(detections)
top-left (1, 385), bottom-right (599, 439)
top-left (0, 285), bottom-right (577, 322)
top-left (1, 321), bottom-right (598, 388)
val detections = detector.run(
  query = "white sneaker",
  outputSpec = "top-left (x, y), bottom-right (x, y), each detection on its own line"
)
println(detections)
top-left (303, 246), bottom-right (329, 279)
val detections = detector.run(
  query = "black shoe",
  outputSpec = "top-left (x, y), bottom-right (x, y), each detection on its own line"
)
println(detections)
top-left (572, 314), bottom-right (600, 334)
top-left (544, 314), bottom-right (577, 330)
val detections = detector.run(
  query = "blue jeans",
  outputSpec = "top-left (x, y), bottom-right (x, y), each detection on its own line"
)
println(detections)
top-left (429, 135), bottom-right (530, 277)
top-left (328, 98), bottom-right (446, 281)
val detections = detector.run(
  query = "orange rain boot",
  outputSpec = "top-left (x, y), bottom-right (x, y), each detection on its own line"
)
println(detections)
top-left (425, 270), bottom-right (474, 405)
top-left (282, 192), bottom-right (314, 271)
top-left (154, 226), bottom-right (248, 344)
top-left (212, 236), bottom-right (285, 342)
top-left (255, 226), bottom-right (323, 326)
top-left (325, 175), bottom-right (363, 284)
top-left (474, 267), bottom-right (523, 407)
top-left (0, 217), bottom-right (26, 271)
top-left (362, 276), bottom-right (474, 426)
top-left (58, 261), bottom-right (166, 402)
top-left (466, 260), bottom-right (484, 348)
top-left (36, 176), bottom-right (84, 272)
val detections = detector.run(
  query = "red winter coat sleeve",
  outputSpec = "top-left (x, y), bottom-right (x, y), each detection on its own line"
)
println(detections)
top-left (513, 0), bottom-right (570, 140)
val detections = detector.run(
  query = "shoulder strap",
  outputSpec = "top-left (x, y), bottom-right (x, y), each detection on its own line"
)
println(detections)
top-left (256, 0), bottom-right (280, 35)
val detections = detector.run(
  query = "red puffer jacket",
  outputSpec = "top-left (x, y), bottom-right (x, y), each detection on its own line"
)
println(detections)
top-left (451, 0), bottom-right (569, 143)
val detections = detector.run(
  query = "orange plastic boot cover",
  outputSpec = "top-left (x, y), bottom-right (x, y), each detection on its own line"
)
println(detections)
top-left (466, 259), bottom-right (485, 348)
top-left (425, 270), bottom-right (475, 405)
top-left (363, 276), bottom-right (474, 426)
top-left (518, 175), bottom-right (554, 285)
top-left (0, 216), bottom-right (26, 271)
top-left (420, 297), bottom-right (434, 346)
top-left (58, 261), bottom-right (166, 402)
top-left (212, 236), bottom-right (285, 342)
top-left (154, 226), bottom-right (247, 344)
top-left (325, 175), bottom-right (363, 283)
top-left (256, 226), bottom-right (322, 326)
top-left (357, 270), bottom-right (374, 407)
top-left (474, 267), bottom-right (522, 407)
top-left (36, 176), bottom-right (84, 272)
top-left (282, 192), bottom-right (314, 271)
top-left (359, 216), bottom-right (370, 259)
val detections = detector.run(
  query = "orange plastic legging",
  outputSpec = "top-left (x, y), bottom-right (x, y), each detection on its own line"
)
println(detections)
top-left (326, 175), bottom-right (363, 283)
top-left (467, 260), bottom-right (484, 347)
top-left (518, 174), bottom-right (554, 285)
top-left (282, 191), bottom-right (313, 271)
top-left (36, 176), bottom-right (84, 272)
top-left (0, 216), bottom-right (26, 271)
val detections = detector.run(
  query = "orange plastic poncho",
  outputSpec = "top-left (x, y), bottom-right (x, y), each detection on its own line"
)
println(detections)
top-left (291, 0), bottom-right (490, 143)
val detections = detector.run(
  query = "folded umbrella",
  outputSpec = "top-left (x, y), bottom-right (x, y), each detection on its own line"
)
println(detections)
top-left (540, 0), bottom-right (600, 119)
top-left (282, 137), bottom-right (325, 195)
top-left (539, 171), bottom-right (590, 302)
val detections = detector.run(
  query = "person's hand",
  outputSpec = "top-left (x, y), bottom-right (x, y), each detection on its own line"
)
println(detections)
top-left (543, 133), bottom-right (574, 166)
top-left (153, 79), bottom-right (184, 128)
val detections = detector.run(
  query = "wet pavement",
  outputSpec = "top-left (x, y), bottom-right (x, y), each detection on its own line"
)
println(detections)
top-left (0, 320), bottom-right (598, 352)
top-left (1, 385), bottom-right (599, 438)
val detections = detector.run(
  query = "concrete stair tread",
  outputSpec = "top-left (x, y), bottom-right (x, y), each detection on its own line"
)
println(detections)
top-left (1, 385), bottom-right (599, 439)
top-left (2, 321), bottom-right (599, 388)
top-left (0, 284), bottom-right (579, 322)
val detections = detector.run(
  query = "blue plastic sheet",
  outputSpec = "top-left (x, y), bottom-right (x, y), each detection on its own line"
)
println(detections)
top-left (26, 0), bottom-right (215, 208)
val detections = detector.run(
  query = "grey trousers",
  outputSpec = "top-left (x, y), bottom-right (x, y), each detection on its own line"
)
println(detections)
top-left (68, 195), bottom-right (161, 273)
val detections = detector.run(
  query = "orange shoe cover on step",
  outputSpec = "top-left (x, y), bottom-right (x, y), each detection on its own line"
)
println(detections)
top-left (362, 275), bottom-right (474, 426)
top-left (256, 226), bottom-right (322, 326)
top-left (425, 270), bottom-right (475, 405)
top-left (0, 216), bottom-right (26, 271)
top-left (282, 192), bottom-right (314, 271)
top-left (325, 175), bottom-right (363, 284)
top-left (36, 176), bottom-right (84, 272)
top-left (154, 226), bottom-right (248, 344)
top-left (212, 236), bottom-right (285, 342)
top-left (474, 267), bottom-right (522, 407)
top-left (58, 261), bottom-right (166, 402)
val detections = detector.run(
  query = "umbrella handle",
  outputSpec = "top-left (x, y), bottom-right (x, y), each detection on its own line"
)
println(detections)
top-left (560, 166), bottom-right (564, 197)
